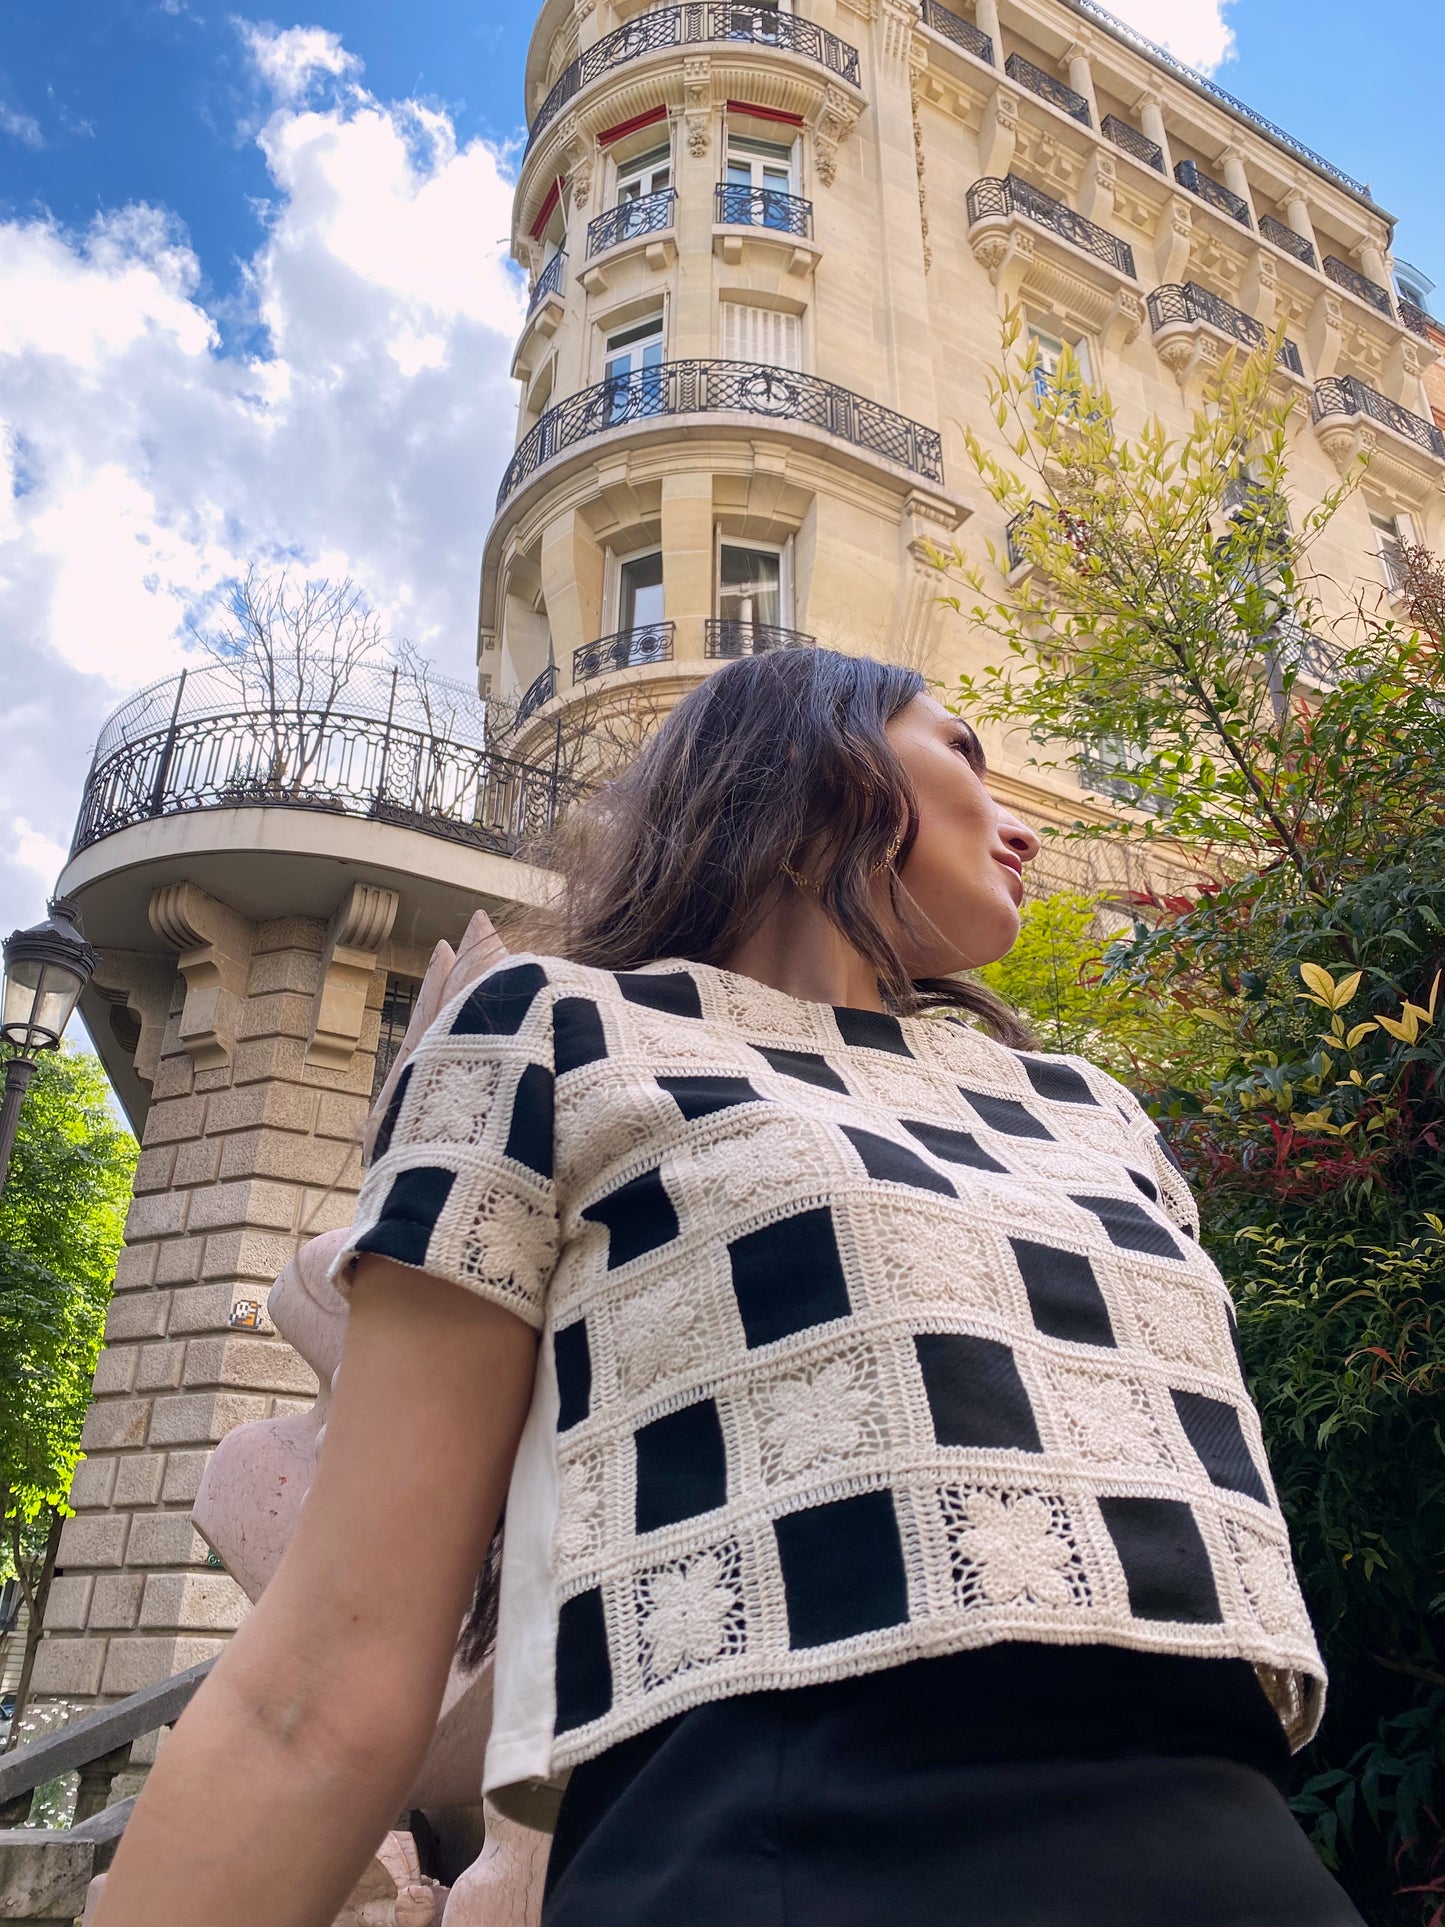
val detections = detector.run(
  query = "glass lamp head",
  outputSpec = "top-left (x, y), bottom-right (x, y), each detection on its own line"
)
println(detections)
top-left (1, 898), bottom-right (97, 1055)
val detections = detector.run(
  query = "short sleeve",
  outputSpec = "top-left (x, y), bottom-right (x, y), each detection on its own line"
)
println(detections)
top-left (328, 955), bottom-right (560, 1330)
top-left (1099, 1070), bottom-right (1200, 1241)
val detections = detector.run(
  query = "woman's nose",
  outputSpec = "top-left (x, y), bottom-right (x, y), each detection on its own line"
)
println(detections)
top-left (999, 812), bottom-right (1042, 864)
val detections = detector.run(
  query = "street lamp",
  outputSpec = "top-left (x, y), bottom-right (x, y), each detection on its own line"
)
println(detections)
top-left (0, 897), bottom-right (97, 1203)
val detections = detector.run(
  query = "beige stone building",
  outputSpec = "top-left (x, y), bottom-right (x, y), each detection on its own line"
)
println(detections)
top-left (28, 0), bottom-right (1445, 1739)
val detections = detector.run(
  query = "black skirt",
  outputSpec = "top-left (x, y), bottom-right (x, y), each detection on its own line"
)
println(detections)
top-left (542, 1642), bottom-right (1363, 1927)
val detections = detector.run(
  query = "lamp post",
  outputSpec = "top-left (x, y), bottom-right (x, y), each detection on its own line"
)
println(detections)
top-left (0, 897), bottom-right (97, 1204)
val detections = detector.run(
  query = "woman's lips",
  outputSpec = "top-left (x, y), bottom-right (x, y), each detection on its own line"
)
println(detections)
top-left (993, 851), bottom-right (1024, 900)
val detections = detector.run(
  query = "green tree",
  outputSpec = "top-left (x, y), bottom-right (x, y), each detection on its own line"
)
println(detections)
top-left (0, 1048), bottom-right (135, 1743)
top-left (937, 323), bottom-right (1445, 1923)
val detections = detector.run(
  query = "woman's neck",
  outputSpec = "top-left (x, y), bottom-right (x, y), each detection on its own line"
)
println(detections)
top-left (719, 896), bottom-right (886, 1011)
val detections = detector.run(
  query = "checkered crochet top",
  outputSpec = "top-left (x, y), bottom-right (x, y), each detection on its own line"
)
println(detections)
top-left (331, 952), bottom-right (1325, 1828)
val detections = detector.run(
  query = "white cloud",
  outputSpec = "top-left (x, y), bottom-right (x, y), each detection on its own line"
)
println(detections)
top-left (1097, 0), bottom-right (1236, 73)
top-left (0, 22), bottom-right (524, 942)
top-left (0, 101), bottom-right (44, 149)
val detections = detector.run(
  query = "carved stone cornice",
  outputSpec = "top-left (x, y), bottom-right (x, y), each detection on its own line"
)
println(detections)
top-left (306, 883), bottom-right (400, 1073)
top-left (148, 882), bottom-right (253, 1072)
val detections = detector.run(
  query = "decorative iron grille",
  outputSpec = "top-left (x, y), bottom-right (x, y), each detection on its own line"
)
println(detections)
top-left (704, 619), bottom-right (817, 657)
top-left (573, 623), bottom-right (676, 682)
top-left (1003, 51), bottom-right (1091, 125)
top-left (1005, 503), bottom-right (1089, 572)
top-left (918, 0), bottom-right (993, 62)
top-left (528, 250), bottom-right (567, 313)
top-left (1399, 298), bottom-right (1432, 340)
top-left (966, 175), bottom-right (1135, 279)
top-left (1322, 255), bottom-right (1394, 317)
top-left (514, 663), bottom-right (558, 727)
top-left (1311, 375), bottom-right (1445, 459)
top-left (587, 189), bottom-right (678, 258)
top-left (527, 5), bottom-right (860, 153)
top-left (1147, 283), bottom-right (1303, 375)
top-left (1258, 214), bottom-right (1316, 269)
top-left (1100, 114), bottom-right (1162, 171)
top-left (714, 182), bottom-right (813, 236)
top-left (497, 360), bottom-right (945, 507)
top-left (1173, 158), bottom-right (1251, 228)
top-left (372, 975), bottom-right (420, 1101)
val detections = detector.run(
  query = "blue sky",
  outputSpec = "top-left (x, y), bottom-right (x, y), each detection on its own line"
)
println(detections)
top-left (0, 0), bottom-right (1441, 966)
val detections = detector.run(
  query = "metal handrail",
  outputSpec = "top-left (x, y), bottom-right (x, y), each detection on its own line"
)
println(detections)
top-left (1399, 299), bottom-right (1432, 340)
top-left (1259, 214), bottom-right (1316, 269)
top-left (514, 663), bottom-right (558, 727)
top-left (966, 174), bottom-right (1135, 279)
top-left (1311, 375), bottom-right (1445, 459)
top-left (1322, 254), bottom-right (1395, 318)
top-left (704, 619), bottom-right (817, 657)
top-left (1147, 282), bottom-right (1303, 376)
top-left (573, 622), bottom-right (676, 682)
top-left (1100, 114), bottom-right (1162, 172)
top-left (587, 188), bottom-right (677, 258)
top-left (918, 0), bottom-right (993, 63)
top-left (526, 4), bottom-right (860, 154)
top-left (497, 359), bottom-right (945, 507)
top-left (1174, 158), bottom-right (1251, 229)
top-left (714, 182), bottom-right (814, 236)
top-left (528, 249), bottom-right (567, 313)
top-left (1004, 51), bottom-right (1091, 125)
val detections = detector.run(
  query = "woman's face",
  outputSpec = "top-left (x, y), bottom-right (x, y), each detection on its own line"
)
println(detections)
top-left (882, 694), bottom-right (1039, 974)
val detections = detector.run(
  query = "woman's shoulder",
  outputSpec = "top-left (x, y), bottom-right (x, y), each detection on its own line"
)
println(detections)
top-left (931, 1016), bottom-right (1141, 1117)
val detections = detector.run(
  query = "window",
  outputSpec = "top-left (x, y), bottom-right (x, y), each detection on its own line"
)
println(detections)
top-left (616, 143), bottom-right (672, 204)
top-left (1027, 325), bottom-right (1091, 406)
top-left (603, 313), bottom-right (665, 420)
top-left (723, 1), bottom-right (789, 43)
top-left (724, 133), bottom-right (796, 226)
top-left (371, 975), bottom-right (420, 1102)
top-left (718, 539), bottom-right (791, 630)
top-left (720, 301), bottom-right (802, 369)
top-left (617, 550), bottom-right (665, 632)
top-left (1370, 509), bottom-right (1412, 596)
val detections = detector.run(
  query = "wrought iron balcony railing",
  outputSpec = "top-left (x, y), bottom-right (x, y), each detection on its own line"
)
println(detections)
top-left (1259, 214), bottom-right (1316, 269)
top-left (966, 175), bottom-right (1135, 279)
top-left (497, 360), bottom-right (945, 507)
top-left (1322, 255), bottom-right (1395, 317)
top-left (527, 4), bottom-right (860, 153)
top-left (714, 182), bottom-right (813, 237)
top-left (528, 249), bottom-right (567, 313)
top-left (587, 189), bottom-right (678, 258)
top-left (574, 622), bottom-right (676, 682)
top-left (1005, 503), bottom-right (1089, 572)
top-left (705, 619), bottom-right (817, 658)
top-left (918, 0), bottom-right (993, 63)
top-left (514, 663), bottom-right (558, 728)
top-left (1173, 158), bottom-right (1251, 228)
top-left (1399, 298), bottom-right (1432, 340)
top-left (1100, 114), bottom-right (1162, 172)
top-left (1311, 375), bottom-right (1445, 459)
top-left (1003, 51), bottom-right (1090, 125)
top-left (72, 668), bottom-right (568, 862)
top-left (1147, 283), bottom-right (1303, 375)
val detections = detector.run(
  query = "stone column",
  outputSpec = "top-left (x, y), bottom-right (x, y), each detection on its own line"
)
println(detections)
top-left (1136, 92), bottom-right (1172, 174)
top-left (661, 470), bottom-right (716, 662)
top-left (1358, 238), bottom-right (1391, 294)
top-left (1284, 185), bottom-right (1319, 261)
top-left (1219, 146), bottom-right (1257, 226)
top-left (1064, 42), bottom-right (1099, 126)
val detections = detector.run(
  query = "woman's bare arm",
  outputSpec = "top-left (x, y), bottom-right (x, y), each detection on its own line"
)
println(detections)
top-left (92, 1257), bottom-right (539, 1927)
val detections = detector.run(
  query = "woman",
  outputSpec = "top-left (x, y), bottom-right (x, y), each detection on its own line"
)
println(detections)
top-left (95, 650), bottom-right (1357, 1926)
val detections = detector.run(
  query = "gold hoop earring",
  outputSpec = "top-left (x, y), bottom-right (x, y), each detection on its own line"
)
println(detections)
top-left (781, 858), bottom-right (820, 894)
top-left (869, 830), bottom-right (905, 878)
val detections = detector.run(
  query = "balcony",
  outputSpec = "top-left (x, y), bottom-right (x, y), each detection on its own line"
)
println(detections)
top-left (918, 0), bottom-right (993, 63)
top-left (1003, 51), bottom-right (1090, 126)
top-left (527, 249), bottom-right (566, 314)
top-left (1173, 159), bottom-right (1251, 229)
top-left (497, 360), bottom-right (945, 508)
top-left (1322, 255), bottom-right (1395, 318)
top-left (526, 4), bottom-right (860, 154)
top-left (1400, 299), bottom-right (1432, 340)
top-left (1005, 503), bottom-right (1088, 573)
top-left (1147, 282), bottom-right (1303, 377)
top-left (1100, 114), bottom-right (1162, 173)
top-left (574, 622), bottom-right (676, 682)
top-left (705, 619), bottom-right (816, 658)
top-left (1259, 214), bottom-right (1316, 270)
top-left (70, 665), bottom-right (568, 863)
top-left (714, 181), bottom-right (813, 238)
top-left (966, 175), bottom-right (1135, 279)
top-left (1310, 375), bottom-right (1445, 460)
top-left (586, 189), bottom-right (677, 260)
top-left (514, 663), bottom-right (558, 728)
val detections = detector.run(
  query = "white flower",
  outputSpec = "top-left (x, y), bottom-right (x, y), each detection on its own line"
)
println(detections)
top-left (415, 1062), bottom-right (495, 1141)
top-left (641, 1554), bottom-right (737, 1678)
top-left (953, 1490), bottom-right (1077, 1608)
top-left (555, 1458), bottom-right (603, 1566)
top-left (758, 1358), bottom-right (874, 1476)
top-left (464, 1188), bottom-right (542, 1285)
top-left (1063, 1377), bottom-right (1160, 1463)
top-left (1140, 1289), bottom-right (1214, 1367)
top-left (1235, 1535), bottom-right (1296, 1634)
top-left (616, 1279), bottom-right (699, 1392)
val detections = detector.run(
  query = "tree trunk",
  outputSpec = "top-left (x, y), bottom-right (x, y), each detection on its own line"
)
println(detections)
top-left (4, 1507), bottom-right (65, 1752)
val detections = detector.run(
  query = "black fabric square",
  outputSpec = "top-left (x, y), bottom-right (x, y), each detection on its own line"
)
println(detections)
top-left (658, 1074), bottom-right (765, 1121)
top-left (901, 1118), bottom-right (1007, 1174)
top-left (774, 1490), bottom-right (910, 1648)
top-left (1018, 1056), bottom-right (1100, 1106)
top-left (1169, 1389), bottom-right (1269, 1505)
top-left (960, 1091), bottom-right (1054, 1140)
top-left (728, 1207), bottom-right (851, 1349)
top-left (842, 1125), bottom-right (957, 1198)
top-left (1010, 1238), bottom-right (1116, 1348)
top-left (615, 970), bottom-right (704, 1019)
top-left (554, 1319), bottom-right (591, 1433)
top-left (1071, 1194), bottom-right (1184, 1262)
top-left (504, 1062), bottom-right (555, 1179)
top-left (1126, 1167), bottom-right (1159, 1204)
top-left (1098, 1495), bottom-right (1222, 1624)
top-left (1154, 1127), bottom-right (1185, 1174)
top-left (913, 1332), bottom-right (1043, 1451)
top-left (755, 1045), bottom-right (849, 1095)
top-left (451, 961), bottom-right (547, 1036)
top-left (833, 1007), bottom-right (913, 1057)
top-left (553, 997), bottom-right (609, 1075)
top-left (555, 1587), bottom-right (612, 1733)
top-left (369, 1061), bottom-right (412, 1166)
top-left (581, 1167), bottom-right (679, 1269)
top-left (353, 1166), bottom-right (455, 1269)
top-left (634, 1398), bottom-right (728, 1533)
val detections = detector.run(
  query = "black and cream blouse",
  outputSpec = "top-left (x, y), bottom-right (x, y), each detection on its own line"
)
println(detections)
top-left (330, 952), bottom-right (1325, 1828)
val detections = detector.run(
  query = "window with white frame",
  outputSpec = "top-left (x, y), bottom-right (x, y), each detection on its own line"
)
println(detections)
top-left (1369, 508), bottom-right (1412, 596)
top-left (616, 142), bottom-right (672, 204)
top-left (603, 312), bottom-right (665, 419)
top-left (717, 537), bottom-right (793, 633)
top-left (723, 132), bottom-right (797, 226)
top-left (611, 548), bottom-right (666, 634)
top-left (1027, 323), bottom-right (1091, 406)
top-left (720, 301), bottom-right (802, 369)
